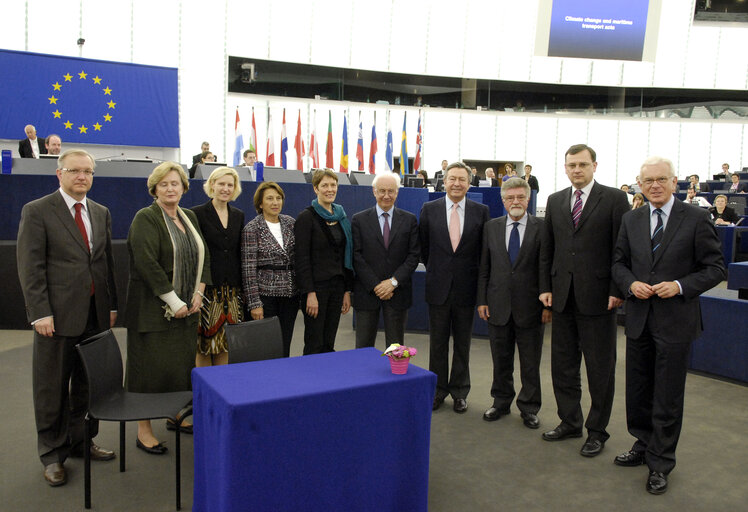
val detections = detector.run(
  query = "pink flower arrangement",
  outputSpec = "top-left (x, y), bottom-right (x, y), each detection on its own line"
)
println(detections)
top-left (383, 343), bottom-right (417, 360)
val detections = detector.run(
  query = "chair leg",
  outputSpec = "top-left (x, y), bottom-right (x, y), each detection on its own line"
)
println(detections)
top-left (120, 421), bottom-right (126, 472)
top-left (84, 417), bottom-right (92, 509)
top-left (176, 428), bottom-right (181, 510)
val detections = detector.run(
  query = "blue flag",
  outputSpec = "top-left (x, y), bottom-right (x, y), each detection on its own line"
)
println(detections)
top-left (0, 49), bottom-right (179, 147)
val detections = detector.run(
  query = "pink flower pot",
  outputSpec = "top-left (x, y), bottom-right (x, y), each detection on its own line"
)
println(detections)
top-left (389, 357), bottom-right (410, 375)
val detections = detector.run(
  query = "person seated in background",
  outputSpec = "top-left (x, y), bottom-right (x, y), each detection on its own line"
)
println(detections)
top-left (417, 169), bottom-right (430, 187)
top-left (689, 174), bottom-right (709, 193)
top-left (435, 159), bottom-right (448, 179)
top-left (243, 149), bottom-right (258, 180)
top-left (192, 141), bottom-right (210, 166)
top-left (620, 184), bottom-right (633, 204)
top-left (189, 150), bottom-right (216, 179)
top-left (19, 124), bottom-right (46, 158)
top-left (727, 173), bottom-right (748, 193)
top-left (709, 195), bottom-right (739, 225)
top-left (718, 163), bottom-right (731, 178)
top-left (484, 168), bottom-right (500, 187)
top-left (44, 134), bottom-right (62, 156)
top-left (631, 193), bottom-right (645, 209)
top-left (470, 166), bottom-right (480, 187)
top-left (685, 186), bottom-right (712, 207)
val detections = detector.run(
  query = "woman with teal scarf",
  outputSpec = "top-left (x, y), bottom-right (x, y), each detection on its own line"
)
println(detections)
top-left (294, 169), bottom-right (354, 354)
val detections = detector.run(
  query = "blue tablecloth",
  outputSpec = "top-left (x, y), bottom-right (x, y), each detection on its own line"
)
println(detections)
top-left (727, 262), bottom-right (748, 290)
top-left (192, 348), bottom-right (436, 512)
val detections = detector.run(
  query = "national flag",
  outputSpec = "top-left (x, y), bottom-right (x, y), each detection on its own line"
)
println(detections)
top-left (280, 108), bottom-right (288, 169)
top-left (249, 107), bottom-right (257, 153)
top-left (385, 111), bottom-right (394, 172)
top-left (356, 116), bottom-right (364, 171)
top-left (294, 110), bottom-right (305, 171)
top-left (369, 112), bottom-right (377, 174)
top-left (340, 114), bottom-right (349, 173)
top-left (325, 111), bottom-right (334, 168)
top-left (413, 110), bottom-right (422, 172)
top-left (310, 110), bottom-right (320, 168)
top-left (232, 107), bottom-right (244, 167)
top-left (266, 112), bottom-right (275, 166)
top-left (400, 112), bottom-right (408, 175)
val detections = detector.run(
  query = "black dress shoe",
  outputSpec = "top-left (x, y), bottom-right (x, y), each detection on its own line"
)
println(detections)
top-left (166, 420), bottom-right (193, 434)
top-left (433, 397), bottom-right (445, 411)
top-left (614, 450), bottom-right (646, 467)
top-left (71, 443), bottom-right (116, 461)
top-left (580, 438), bottom-right (605, 457)
top-left (542, 424), bottom-right (583, 441)
top-left (136, 438), bottom-right (168, 455)
top-left (646, 471), bottom-right (668, 495)
top-left (453, 398), bottom-right (468, 413)
top-left (520, 412), bottom-right (540, 429)
top-left (483, 407), bottom-right (509, 422)
top-left (43, 462), bottom-right (66, 487)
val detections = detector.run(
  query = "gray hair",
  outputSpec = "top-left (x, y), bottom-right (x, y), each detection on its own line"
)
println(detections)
top-left (372, 172), bottom-right (400, 189)
top-left (500, 177), bottom-right (531, 199)
top-left (640, 156), bottom-right (676, 178)
top-left (58, 149), bottom-right (96, 170)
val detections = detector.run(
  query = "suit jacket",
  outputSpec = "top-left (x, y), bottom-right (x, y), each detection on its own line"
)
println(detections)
top-left (191, 201), bottom-right (245, 287)
top-left (477, 214), bottom-right (551, 328)
top-left (612, 199), bottom-right (725, 342)
top-left (708, 205), bottom-right (740, 224)
top-left (544, 181), bottom-right (630, 315)
top-left (471, 175), bottom-right (480, 187)
top-left (525, 174), bottom-right (539, 192)
top-left (727, 183), bottom-right (748, 193)
top-left (17, 190), bottom-right (117, 336)
top-left (419, 196), bottom-right (490, 306)
top-left (18, 137), bottom-right (47, 158)
top-left (352, 206), bottom-right (420, 310)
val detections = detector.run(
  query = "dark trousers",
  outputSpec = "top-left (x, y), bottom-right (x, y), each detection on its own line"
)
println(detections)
top-left (33, 298), bottom-right (100, 466)
top-left (626, 313), bottom-right (692, 474)
top-left (261, 294), bottom-right (299, 357)
top-left (302, 277), bottom-right (345, 355)
top-left (354, 302), bottom-right (408, 349)
top-left (428, 292), bottom-right (475, 400)
top-left (488, 318), bottom-right (544, 414)
top-left (551, 292), bottom-right (617, 441)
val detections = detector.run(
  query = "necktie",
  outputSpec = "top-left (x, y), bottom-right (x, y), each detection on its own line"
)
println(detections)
top-left (571, 189), bottom-right (583, 227)
top-left (508, 222), bottom-right (520, 265)
top-left (382, 212), bottom-right (390, 249)
top-left (449, 203), bottom-right (461, 252)
top-left (651, 208), bottom-right (664, 254)
top-left (74, 203), bottom-right (94, 295)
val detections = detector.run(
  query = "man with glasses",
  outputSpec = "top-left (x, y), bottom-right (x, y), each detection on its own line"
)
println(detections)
top-left (17, 149), bottom-right (118, 487)
top-left (352, 173), bottom-right (420, 348)
top-left (541, 144), bottom-right (630, 457)
top-left (612, 157), bottom-right (724, 495)
top-left (477, 178), bottom-right (551, 429)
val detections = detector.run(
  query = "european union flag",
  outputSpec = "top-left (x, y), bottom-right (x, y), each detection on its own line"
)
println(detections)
top-left (0, 49), bottom-right (179, 147)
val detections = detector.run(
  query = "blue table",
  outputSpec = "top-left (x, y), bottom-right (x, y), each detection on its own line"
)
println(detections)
top-left (727, 262), bottom-right (748, 290)
top-left (192, 348), bottom-right (436, 512)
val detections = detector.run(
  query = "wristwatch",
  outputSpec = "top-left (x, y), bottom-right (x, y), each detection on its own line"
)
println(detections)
top-left (390, 277), bottom-right (398, 288)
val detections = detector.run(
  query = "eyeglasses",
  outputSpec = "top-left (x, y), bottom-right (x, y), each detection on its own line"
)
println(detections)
top-left (61, 168), bottom-right (95, 176)
top-left (641, 177), bottom-right (672, 186)
top-left (503, 195), bottom-right (527, 202)
top-left (564, 162), bottom-right (592, 170)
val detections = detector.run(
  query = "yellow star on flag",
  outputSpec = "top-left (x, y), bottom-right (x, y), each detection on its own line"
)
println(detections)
top-left (107, 100), bottom-right (116, 109)
top-left (52, 82), bottom-right (62, 91)
top-left (78, 70), bottom-right (87, 79)
top-left (103, 87), bottom-right (112, 95)
top-left (93, 76), bottom-right (102, 85)
top-left (103, 113), bottom-right (112, 122)
top-left (52, 110), bottom-right (62, 118)
top-left (64, 121), bottom-right (73, 129)
top-left (93, 122), bottom-right (102, 131)
top-left (48, 95), bottom-right (58, 104)
top-left (79, 125), bottom-right (88, 134)
top-left (63, 73), bottom-right (73, 82)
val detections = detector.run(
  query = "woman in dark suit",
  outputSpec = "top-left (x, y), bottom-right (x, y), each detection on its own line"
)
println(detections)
top-left (241, 182), bottom-right (298, 357)
top-left (709, 194), bottom-right (739, 225)
top-left (192, 167), bottom-right (245, 368)
top-left (126, 162), bottom-right (210, 454)
top-left (294, 169), bottom-right (353, 354)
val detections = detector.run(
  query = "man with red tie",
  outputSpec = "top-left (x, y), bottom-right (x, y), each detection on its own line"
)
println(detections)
top-left (17, 149), bottom-right (118, 487)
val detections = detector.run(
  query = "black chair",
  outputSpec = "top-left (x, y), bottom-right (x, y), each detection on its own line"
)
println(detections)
top-left (728, 196), bottom-right (746, 215)
top-left (225, 317), bottom-right (284, 364)
top-left (76, 330), bottom-right (193, 510)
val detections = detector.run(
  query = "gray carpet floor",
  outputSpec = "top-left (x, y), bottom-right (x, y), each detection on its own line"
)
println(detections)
top-left (1, 314), bottom-right (746, 511)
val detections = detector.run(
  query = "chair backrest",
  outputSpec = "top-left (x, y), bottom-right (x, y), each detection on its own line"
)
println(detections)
top-left (225, 317), bottom-right (284, 364)
top-left (728, 196), bottom-right (746, 213)
top-left (76, 330), bottom-right (124, 407)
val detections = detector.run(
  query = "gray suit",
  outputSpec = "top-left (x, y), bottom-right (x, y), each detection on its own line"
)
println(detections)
top-left (17, 190), bottom-right (117, 465)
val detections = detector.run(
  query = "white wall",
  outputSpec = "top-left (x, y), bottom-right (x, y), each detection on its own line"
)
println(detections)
top-left (2, 0), bottom-right (746, 205)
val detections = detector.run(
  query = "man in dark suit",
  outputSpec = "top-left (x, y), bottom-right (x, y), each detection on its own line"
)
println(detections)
top-left (541, 144), bottom-right (630, 457)
top-left (18, 124), bottom-right (47, 158)
top-left (17, 149), bottom-right (118, 487)
top-left (727, 173), bottom-right (748, 193)
top-left (477, 177), bottom-right (551, 429)
top-left (192, 141), bottom-right (210, 166)
top-left (611, 156), bottom-right (725, 495)
top-left (419, 162), bottom-right (490, 413)
top-left (523, 164), bottom-right (539, 193)
top-left (352, 173), bottom-right (420, 348)
top-left (470, 166), bottom-right (480, 187)
top-left (689, 174), bottom-right (710, 193)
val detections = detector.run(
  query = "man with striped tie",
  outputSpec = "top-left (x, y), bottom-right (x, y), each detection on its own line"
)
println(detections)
top-left (540, 144), bottom-right (630, 457)
top-left (612, 156), bottom-right (724, 495)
